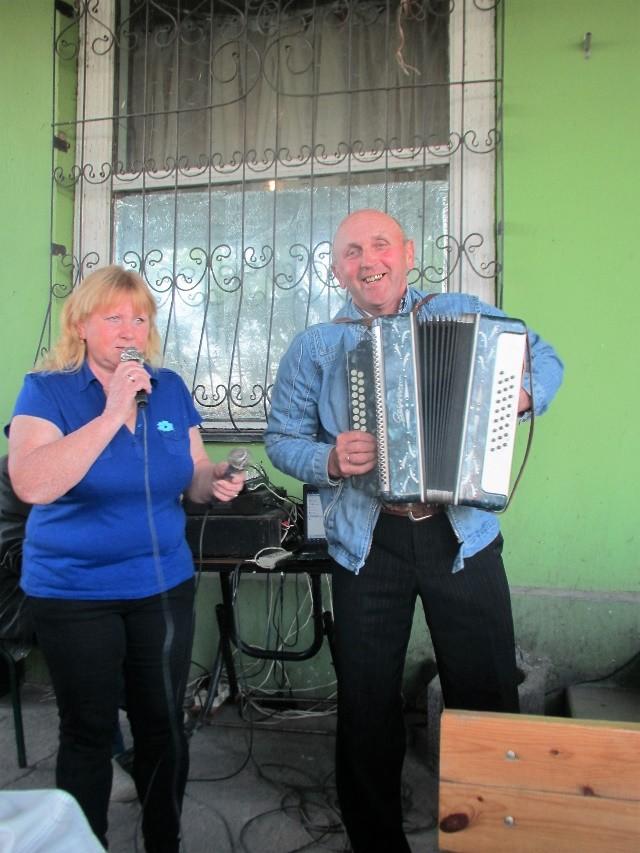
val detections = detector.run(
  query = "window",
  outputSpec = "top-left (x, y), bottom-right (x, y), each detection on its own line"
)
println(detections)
top-left (51, 0), bottom-right (501, 437)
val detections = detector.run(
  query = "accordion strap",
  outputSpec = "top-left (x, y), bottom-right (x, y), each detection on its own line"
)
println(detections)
top-left (412, 292), bottom-right (441, 315)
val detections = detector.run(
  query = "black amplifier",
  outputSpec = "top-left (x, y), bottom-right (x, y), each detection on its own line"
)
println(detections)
top-left (185, 507), bottom-right (287, 558)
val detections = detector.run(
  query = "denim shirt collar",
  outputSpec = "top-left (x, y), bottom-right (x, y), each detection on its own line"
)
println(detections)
top-left (338, 289), bottom-right (411, 322)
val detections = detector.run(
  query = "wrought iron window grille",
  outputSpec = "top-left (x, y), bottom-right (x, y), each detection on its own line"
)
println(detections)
top-left (46, 0), bottom-right (503, 439)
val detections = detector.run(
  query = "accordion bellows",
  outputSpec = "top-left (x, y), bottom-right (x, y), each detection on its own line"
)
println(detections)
top-left (347, 312), bottom-right (527, 511)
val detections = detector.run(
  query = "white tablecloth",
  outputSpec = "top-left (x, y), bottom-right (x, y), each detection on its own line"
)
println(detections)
top-left (0, 789), bottom-right (103, 852)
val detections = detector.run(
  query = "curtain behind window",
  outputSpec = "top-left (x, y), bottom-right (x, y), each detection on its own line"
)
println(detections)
top-left (119, 1), bottom-right (449, 172)
top-left (109, 1), bottom-right (454, 434)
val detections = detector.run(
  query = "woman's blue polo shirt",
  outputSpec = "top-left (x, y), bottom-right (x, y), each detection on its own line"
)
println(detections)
top-left (9, 362), bottom-right (201, 600)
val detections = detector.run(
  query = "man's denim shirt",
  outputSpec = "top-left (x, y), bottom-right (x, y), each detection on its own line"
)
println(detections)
top-left (264, 289), bottom-right (564, 574)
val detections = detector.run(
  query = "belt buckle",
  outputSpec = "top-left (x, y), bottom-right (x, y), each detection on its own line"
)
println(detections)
top-left (408, 507), bottom-right (432, 522)
top-left (408, 503), bottom-right (440, 522)
top-left (381, 502), bottom-right (438, 521)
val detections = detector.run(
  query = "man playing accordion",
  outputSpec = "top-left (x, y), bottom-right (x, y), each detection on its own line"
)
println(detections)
top-left (265, 209), bottom-right (563, 853)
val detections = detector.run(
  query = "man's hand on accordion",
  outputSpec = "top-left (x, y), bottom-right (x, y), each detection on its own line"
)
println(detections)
top-left (517, 356), bottom-right (532, 415)
top-left (328, 431), bottom-right (377, 479)
top-left (518, 387), bottom-right (532, 414)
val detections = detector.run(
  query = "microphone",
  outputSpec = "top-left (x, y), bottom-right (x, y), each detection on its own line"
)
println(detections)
top-left (223, 447), bottom-right (250, 480)
top-left (120, 347), bottom-right (148, 408)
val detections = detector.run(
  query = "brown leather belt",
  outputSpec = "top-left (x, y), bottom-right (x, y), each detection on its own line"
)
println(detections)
top-left (381, 502), bottom-right (442, 522)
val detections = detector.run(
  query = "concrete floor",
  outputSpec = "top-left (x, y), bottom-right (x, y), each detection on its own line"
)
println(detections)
top-left (0, 681), bottom-right (440, 853)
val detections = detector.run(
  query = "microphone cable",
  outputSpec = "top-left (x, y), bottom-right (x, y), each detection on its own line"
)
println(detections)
top-left (131, 405), bottom-right (194, 853)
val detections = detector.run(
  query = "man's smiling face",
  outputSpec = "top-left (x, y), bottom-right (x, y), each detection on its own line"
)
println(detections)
top-left (331, 209), bottom-right (414, 317)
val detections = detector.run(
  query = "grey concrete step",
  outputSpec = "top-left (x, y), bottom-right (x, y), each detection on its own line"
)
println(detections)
top-left (567, 683), bottom-right (640, 723)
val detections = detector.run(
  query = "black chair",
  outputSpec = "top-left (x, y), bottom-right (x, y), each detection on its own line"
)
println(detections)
top-left (0, 638), bottom-right (31, 767)
top-left (0, 454), bottom-right (33, 768)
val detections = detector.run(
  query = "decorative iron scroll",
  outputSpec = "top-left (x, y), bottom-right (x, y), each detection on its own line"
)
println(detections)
top-left (47, 0), bottom-right (503, 438)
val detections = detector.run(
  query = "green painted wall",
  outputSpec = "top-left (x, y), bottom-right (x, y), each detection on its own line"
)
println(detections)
top-left (1, 1), bottom-right (638, 693)
top-left (500, 0), bottom-right (640, 596)
top-left (0, 0), bottom-right (54, 431)
top-left (497, 0), bottom-right (640, 688)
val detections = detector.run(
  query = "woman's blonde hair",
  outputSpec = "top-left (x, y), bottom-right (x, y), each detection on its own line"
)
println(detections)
top-left (36, 265), bottom-right (162, 372)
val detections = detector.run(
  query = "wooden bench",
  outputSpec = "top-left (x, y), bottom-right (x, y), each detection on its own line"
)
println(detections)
top-left (438, 709), bottom-right (640, 852)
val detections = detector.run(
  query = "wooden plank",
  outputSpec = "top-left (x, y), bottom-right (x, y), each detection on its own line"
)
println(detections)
top-left (439, 781), bottom-right (640, 853)
top-left (440, 710), bottom-right (640, 800)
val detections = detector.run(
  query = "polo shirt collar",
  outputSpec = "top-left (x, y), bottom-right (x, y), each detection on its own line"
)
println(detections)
top-left (76, 359), bottom-right (156, 391)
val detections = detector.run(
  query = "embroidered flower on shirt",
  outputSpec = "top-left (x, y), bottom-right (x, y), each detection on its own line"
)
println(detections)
top-left (157, 420), bottom-right (174, 432)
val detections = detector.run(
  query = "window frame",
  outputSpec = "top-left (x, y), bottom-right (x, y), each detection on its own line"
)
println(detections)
top-left (70, 0), bottom-right (499, 438)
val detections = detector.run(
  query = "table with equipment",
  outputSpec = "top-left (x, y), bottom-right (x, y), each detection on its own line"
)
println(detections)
top-left (194, 551), bottom-right (336, 719)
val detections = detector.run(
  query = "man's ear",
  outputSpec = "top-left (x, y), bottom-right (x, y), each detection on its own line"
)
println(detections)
top-left (332, 264), bottom-right (346, 290)
top-left (405, 239), bottom-right (415, 270)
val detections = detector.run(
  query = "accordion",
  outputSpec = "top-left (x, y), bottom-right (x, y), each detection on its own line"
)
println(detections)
top-left (346, 311), bottom-right (527, 511)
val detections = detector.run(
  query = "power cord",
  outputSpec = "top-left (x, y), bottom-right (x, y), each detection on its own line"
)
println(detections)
top-left (237, 759), bottom-right (436, 853)
top-left (249, 547), bottom-right (293, 570)
top-left (546, 648), bottom-right (640, 696)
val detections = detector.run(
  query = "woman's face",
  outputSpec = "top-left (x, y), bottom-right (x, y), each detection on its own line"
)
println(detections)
top-left (78, 297), bottom-right (150, 375)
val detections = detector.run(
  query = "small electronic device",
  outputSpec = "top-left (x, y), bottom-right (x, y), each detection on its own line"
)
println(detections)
top-left (185, 507), bottom-right (286, 558)
top-left (302, 484), bottom-right (327, 549)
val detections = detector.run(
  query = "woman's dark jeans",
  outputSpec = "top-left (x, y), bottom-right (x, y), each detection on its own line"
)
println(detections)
top-left (30, 578), bottom-right (194, 852)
